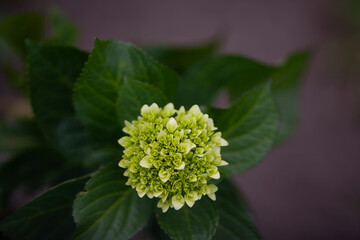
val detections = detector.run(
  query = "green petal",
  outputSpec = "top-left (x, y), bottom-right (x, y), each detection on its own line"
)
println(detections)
top-left (166, 117), bottom-right (178, 133)
top-left (172, 194), bottom-right (185, 210)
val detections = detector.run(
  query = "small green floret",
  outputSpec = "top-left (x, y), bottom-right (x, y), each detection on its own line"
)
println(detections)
top-left (118, 103), bottom-right (228, 212)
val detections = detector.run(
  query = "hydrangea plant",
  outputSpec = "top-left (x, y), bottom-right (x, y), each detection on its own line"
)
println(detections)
top-left (0, 11), bottom-right (310, 240)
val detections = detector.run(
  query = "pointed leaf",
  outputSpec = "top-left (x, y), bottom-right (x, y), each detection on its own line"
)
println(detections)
top-left (209, 84), bottom-right (278, 176)
top-left (73, 39), bottom-right (179, 143)
top-left (271, 50), bottom-right (311, 144)
top-left (116, 79), bottom-right (168, 125)
top-left (226, 50), bottom-right (311, 144)
top-left (143, 40), bottom-right (218, 74)
top-left (157, 198), bottom-right (218, 240)
top-left (73, 162), bottom-right (152, 240)
top-left (0, 176), bottom-right (90, 240)
top-left (178, 55), bottom-right (276, 106)
top-left (27, 42), bottom-right (100, 164)
top-left (214, 180), bottom-right (261, 240)
top-left (181, 51), bottom-right (309, 145)
top-left (28, 41), bottom-right (88, 138)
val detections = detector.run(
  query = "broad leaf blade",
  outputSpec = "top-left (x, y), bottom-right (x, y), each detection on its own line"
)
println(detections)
top-left (271, 50), bottom-right (311, 144)
top-left (73, 39), bottom-right (179, 143)
top-left (143, 40), bottom-right (218, 74)
top-left (0, 118), bottom-right (43, 156)
top-left (27, 42), bottom-right (102, 165)
top-left (0, 148), bottom-right (88, 215)
top-left (224, 51), bottom-right (311, 144)
top-left (210, 84), bottom-right (278, 176)
top-left (28, 41), bottom-right (88, 137)
top-left (73, 162), bottom-right (152, 240)
top-left (214, 180), bottom-right (261, 240)
top-left (178, 55), bottom-right (276, 106)
top-left (181, 51), bottom-right (309, 145)
top-left (116, 79), bottom-right (168, 126)
top-left (0, 148), bottom-right (64, 197)
top-left (0, 176), bottom-right (90, 240)
top-left (157, 198), bottom-right (218, 240)
top-left (143, 215), bottom-right (171, 240)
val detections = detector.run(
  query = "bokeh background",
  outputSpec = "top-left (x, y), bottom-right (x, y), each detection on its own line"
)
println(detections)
top-left (1, 0), bottom-right (360, 239)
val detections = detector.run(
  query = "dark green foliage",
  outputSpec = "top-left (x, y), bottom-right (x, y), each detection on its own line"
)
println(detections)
top-left (180, 50), bottom-right (310, 143)
top-left (27, 42), bottom-right (120, 167)
top-left (143, 40), bottom-right (218, 74)
top-left (0, 176), bottom-right (90, 240)
top-left (73, 162), bottom-right (153, 240)
top-left (157, 198), bottom-right (218, 240)
top-left (178, 55), bottom-right (276, 107)
top-left (209, 84), bottom-right (278, 176)
top-left (116, 79), bottom-right (168, 126)
top-left (27, 41), bottom-right (88, 142)
top-left (47, 8), bottom-right (78, 45)
top-left (0, 12), bottom-right (309, 239)
top-left (27, 41), bottom-right (91, 165)
top-left (0, 10), bottom-right (79, 95)
top-left (0, 13), bottom-right (44, 94)
top-left (0, 148), bottom-right (64, 213)
top-left (214, 180), bottom-right (261, 240)
top-left (271, 51), bottom-right (311, 144)
top-left (0, 13), bottom-right (44, 57)
top-left (73, 39), bottom-right (179, 143)
top-left (0, 118), bottom-right (43, 156)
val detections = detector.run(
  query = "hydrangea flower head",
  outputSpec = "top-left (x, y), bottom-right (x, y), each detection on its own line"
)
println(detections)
top-left (118, 103), bottom-right (228, 212)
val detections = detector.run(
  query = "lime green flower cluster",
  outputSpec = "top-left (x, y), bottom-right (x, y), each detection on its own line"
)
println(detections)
top-left (118, 103), bottom-right (228, 212)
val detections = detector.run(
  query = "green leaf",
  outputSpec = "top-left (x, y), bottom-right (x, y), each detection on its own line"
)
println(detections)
top-left (271, 51), bottom-right (311, 144)
top-left (0, 118), bottom-right (43, 156)
top-left (53, 118), bottom-right (122, 167)
top-left (116, 79), bottom-right (168, 126)
top-left (0, 176), bottom-right (90, 240)
top-left (143, 215), bottom-right (171, 240)
top-left (1, 62), bottom-right (28, 95)
top-left (179, 51), bottom-right (309, 144)
top-left (178, 55), bottom-right (276, 106)
top-left (224, 51), bottom-right (310, 144)
top-left (46, 8), bottom-right (78, 46)
top-left (0, 13), bottom-right (44, 57)
top-left (0, 148), bottom-right (63, 195)
top-left (0, 13), bottom-right (44, 94)
top-left (27, 41), bottom-right (96, 165)
top-left (0, 147), bottom-right (88, 213)
top-left (73, 162), bottom-right (153, 240)
top-left (214, 180), bottom-right (261, 240)
top-left (209, 84), bottom-right (278, 176)
top-left (27, 41), bottom-right (88, 138)
top-left (143, 40), bottom-right (218, 74)
top-left (73, 39), bottom-right (179, 143)
top-left (157, 198), bottom-right (218, 240)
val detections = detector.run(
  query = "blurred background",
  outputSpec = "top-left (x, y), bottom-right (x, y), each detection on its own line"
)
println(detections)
top-left (0, 0), bottom-right (360, 239)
